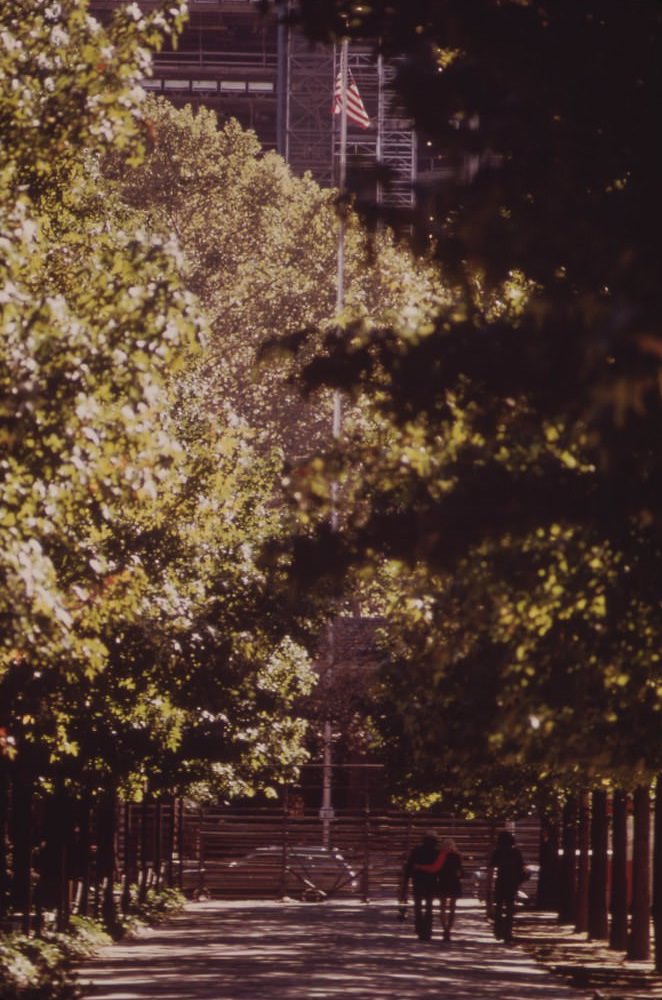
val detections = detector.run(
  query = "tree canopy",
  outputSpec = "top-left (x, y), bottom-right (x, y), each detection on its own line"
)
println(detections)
top-left (109, 95), bottom-right (446, 461)
top-left (0, 0), bottom-right (321, 812)
top-left (280, 0), bottom-right (662, 807)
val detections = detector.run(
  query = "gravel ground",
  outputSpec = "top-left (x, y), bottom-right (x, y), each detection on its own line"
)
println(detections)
top-left (79, 898), bottom-right (595, 1000)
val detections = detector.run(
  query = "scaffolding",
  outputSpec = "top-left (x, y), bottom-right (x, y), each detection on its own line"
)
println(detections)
top-left (89, 2), bottom-right (417, 201)
top-left (376, 57), bottom-right (417, 208)
top-left (285, 30), bottom-right (417, 204)
top-left (284, 30), bottom-right (335, 186)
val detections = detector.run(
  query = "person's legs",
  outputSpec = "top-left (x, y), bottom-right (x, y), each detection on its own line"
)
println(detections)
top-left (445, 897), bottom-right (456, 939)
top-left (439, 897), bottom-right (448, 932)
top-left (420, 891), bottom-right (433, 940)
top-left (439, 896), bottom-right (453, 940)
top-left (503, 890), bottom-right (516, 943)
top-left (413, 892), bottom-right (425, 939)
top-left (494, 885), bottom-right (505, 939)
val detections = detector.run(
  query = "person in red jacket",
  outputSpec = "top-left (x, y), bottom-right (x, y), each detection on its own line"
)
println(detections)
top-left (400, 831), bottom-right (441, 941)
top-left (415, 837), bottom-right (463, 941)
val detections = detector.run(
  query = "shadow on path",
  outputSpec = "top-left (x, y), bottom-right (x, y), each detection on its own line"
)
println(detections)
top-left (80, 899), bottom-right (592, 1000)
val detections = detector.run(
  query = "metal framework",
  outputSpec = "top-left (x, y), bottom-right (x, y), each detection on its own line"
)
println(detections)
top-left (90, 2), bottom-right (417, 199)
top-left (285, 31), bottom-right (417, 203)
top-left (284, 30), bottom-right (335, 186)
top-left (376, 57), bottom-right (418, 208)
top-left (91, 1), bottom-right (280, 147)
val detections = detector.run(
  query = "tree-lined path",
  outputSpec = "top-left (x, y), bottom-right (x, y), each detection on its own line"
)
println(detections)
top-left (79, 899), bottom-right (591, 1000)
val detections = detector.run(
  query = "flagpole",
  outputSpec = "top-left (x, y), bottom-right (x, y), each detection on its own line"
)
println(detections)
top-left (376, 52), bottom-right (383, 206)
top-left (320, 36), bottom-right (349, 852)
top-left (333, 36), bottom-right (348, 444)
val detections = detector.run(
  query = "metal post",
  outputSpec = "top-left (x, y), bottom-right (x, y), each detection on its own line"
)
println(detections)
top-left (319, 36), bottom-right (350, 850)
top-left (177, 799), bottom-right (184, 892)
top-left (362, 811), bottom-right (370, 903)
top-left (279, 798), bottom-right (289, 899)
top-left (276, 0), bottom-right (288, 157)
top-left (376, 52), bottom-right (384, 206)
top-left (320, 719), bottom-right (334, 849)
top-left (197, 806), bottom-right (205, 899)
top-left (332, 35), bottom-right (348, 452)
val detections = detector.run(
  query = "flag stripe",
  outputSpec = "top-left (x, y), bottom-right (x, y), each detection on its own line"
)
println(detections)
top-left (333, 70), bottom-right (370, 129)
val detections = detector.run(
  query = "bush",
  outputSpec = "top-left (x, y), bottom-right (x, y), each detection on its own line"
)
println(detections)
top-left (119, 885), bottom-right (185, 935)
top-left (0, 888), bottom-right (184, 995)
top-left (0, 918), bottom-right (110, 1000)
top-left (0, 936), bottom-right (38, 998)
top-left (0, 934), bottom-right (75, 1000)
top-left (47, 917), bottom-right (112, 961)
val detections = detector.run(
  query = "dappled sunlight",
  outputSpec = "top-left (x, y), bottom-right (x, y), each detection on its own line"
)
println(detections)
top-left (80, 900), bottom-right (591, 1000)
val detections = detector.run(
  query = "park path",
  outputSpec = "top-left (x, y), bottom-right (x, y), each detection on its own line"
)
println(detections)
top-left (79, 898), bottom-right (593, 1000)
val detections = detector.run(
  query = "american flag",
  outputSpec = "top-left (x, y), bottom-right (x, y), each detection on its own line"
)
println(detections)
top-left (333, 69), bottom-right (370, 129)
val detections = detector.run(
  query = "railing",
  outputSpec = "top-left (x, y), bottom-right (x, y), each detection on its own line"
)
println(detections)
top-left (171, 807), bottom-right (540, 904)
top-left (154, 49), bottom-right (278, 69)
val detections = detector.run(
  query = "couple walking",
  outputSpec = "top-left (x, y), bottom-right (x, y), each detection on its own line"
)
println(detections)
top-left (400, 831), bottom-right (462, 942)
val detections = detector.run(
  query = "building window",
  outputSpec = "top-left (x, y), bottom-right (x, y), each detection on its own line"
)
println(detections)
top-left (220, 80), bottom-right (247, 92)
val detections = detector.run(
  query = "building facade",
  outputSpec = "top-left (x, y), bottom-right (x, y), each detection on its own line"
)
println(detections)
top-left (90, 0), bottom-right (417, 205)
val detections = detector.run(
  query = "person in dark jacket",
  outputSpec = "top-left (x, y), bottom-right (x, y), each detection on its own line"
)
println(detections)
top-left (400, 831), bottom-right (440, 941)
top-left (489, 830), bottom-right (527, 944)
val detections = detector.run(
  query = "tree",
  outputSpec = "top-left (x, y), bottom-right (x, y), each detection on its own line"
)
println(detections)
top-left (280, 0), bottom-right (662, 781)
top-left (109, 96), bottom-right (447, 459)
top-left (280, 0), bottom-right (662, 956)
top-left (99, 96), bottom-right (459, 808)
top-left (0, 0), bottom-right (320, 930)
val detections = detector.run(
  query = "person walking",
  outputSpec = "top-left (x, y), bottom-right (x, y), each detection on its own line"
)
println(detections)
top-left (400, 831), bottom-right (441, 941)
top-left (489, 830), bottom-right (528, 945)
top-left (436, 838), bottom-right (463, 941)
top-left (414, 836), bottom-right (463, 941)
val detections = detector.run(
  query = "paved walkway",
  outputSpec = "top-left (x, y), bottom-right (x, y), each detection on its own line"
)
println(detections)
top-left (79, 899), bottom-right (593, 1000)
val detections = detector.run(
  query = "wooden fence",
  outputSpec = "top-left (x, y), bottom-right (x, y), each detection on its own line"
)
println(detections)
top-left (133, 805), bottom-right (540, 903)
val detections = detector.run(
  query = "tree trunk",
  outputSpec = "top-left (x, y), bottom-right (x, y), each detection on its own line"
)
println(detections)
top-left (177, 798), bottom-right (184, 893)
top-left (53, 782), bottom-right (70, 932)
top-left (575, 790), bottom-right (590, 933)
top-left (537, 810), bottom-right (560, 910)
top-left (121, 802), bottom-right (132, 916)
top-left (588, 789), bottom-right (609, 939)
top-left (10, 765), bottom-right (33, 934)
top-left (166, 797), bottom-right (175, 889)
top-left (0, 759), bottom-right (9, 920)
top-left (97, 784), bottom-right (119, 935)
top-left (628, 785), bottom-right (651, 961)
top-left (77, 791), bottom-right (92, 917)
top-left (609, 788), bottom-right (629, 951)
top-left (138, 797), bottom-right (149, 903)
top-left (154, 800), bottom-right (162, 891)
top-left (559, 795), bottom-right (578, 923)
top-left (34, 776), bottom-right (70, 931)
top-left (652, 777), bottom-right (662, 972)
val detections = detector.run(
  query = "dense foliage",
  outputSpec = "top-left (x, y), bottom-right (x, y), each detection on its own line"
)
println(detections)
top-left (0, 0), bottom-right (333, 937)
top-left (0, 0), bottom-right (459, 939)
top-left (0, 916), bottom-right (110, 1000)
top-left (108, 95), bottom-right (446, 460)
top-left (278, 0), bottom-right (662, 812)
